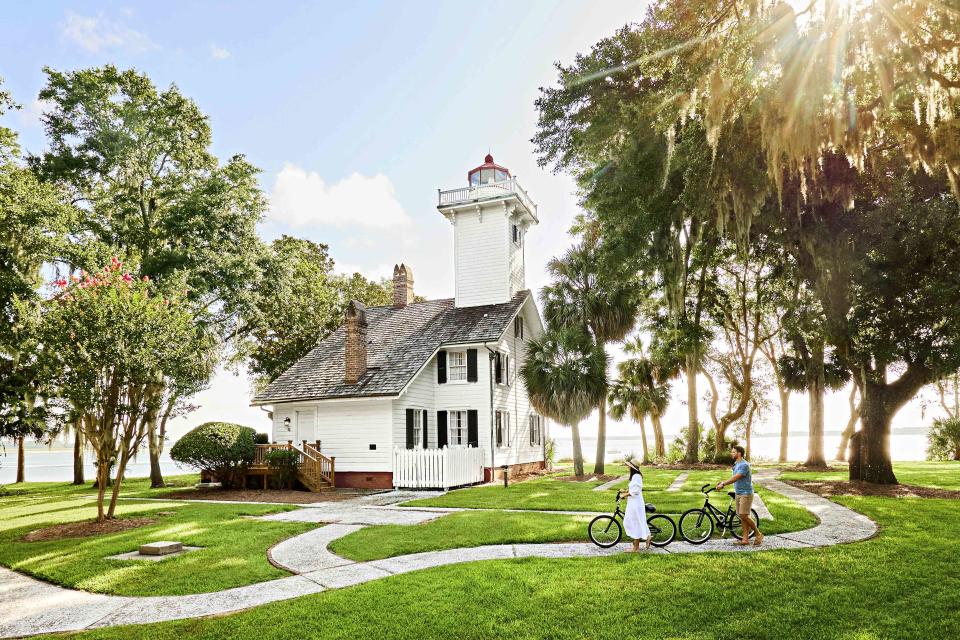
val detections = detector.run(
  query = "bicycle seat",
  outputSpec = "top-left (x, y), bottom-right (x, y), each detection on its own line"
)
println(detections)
top-left (727, 491), bottom-right (736, 498)
top-left (645, 503), bottom-right (656, 513)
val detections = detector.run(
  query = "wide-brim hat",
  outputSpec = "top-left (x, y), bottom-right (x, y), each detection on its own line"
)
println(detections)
top-left (624, 458), bottom-right (643, 472)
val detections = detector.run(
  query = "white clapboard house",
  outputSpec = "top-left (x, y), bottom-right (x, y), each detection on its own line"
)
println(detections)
top-left (252, 155), bottom-right (547, 489)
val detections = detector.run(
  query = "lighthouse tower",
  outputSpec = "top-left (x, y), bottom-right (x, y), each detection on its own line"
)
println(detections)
top-left (437, 154), bottom-right (539, 308)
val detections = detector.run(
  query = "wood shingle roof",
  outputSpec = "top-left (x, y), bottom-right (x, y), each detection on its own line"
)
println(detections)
top-left (252, 290), bottom-right (530, 404)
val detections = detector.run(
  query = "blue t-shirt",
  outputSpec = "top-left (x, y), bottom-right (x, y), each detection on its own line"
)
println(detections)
top-left (732, 460), bottom-right (753, 495)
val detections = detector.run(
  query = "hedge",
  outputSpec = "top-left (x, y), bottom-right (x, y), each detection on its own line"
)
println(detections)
top-left (170, 422), bottom-right (257, 488)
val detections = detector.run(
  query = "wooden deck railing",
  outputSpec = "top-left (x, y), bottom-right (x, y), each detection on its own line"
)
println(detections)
top-left (252, 442), bottom-right (335, 490)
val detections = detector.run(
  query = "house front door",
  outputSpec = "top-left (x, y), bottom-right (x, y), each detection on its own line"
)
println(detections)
top-left (295, 408), bottom-right (317, 443)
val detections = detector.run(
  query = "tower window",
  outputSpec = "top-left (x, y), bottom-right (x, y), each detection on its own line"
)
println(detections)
top-left (512, 223), bottom-right (522, 246)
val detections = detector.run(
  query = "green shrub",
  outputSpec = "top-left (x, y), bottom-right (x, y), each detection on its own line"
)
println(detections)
top-left (266, 448), bottom-right (300, 489)
top-left (544, 437), bottom-right (556, 470)
top-left (927, 417), bottom-right (960, 461)
top-left (254, 432), bottom-right (270, 445)
top-left (170, 422), bottom-right (256, 488)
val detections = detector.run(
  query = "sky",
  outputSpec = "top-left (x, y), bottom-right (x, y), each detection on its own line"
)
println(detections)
top-left (1, 1), bottom-right (944, 460)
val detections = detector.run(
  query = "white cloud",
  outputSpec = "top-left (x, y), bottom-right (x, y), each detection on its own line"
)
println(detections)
top-left (269, 163), bottom-right (411, 229)
top-left (209, 43), bottom-right (231, 60)
top-left (15, 99), bottom-right (53, 128)
top-left (61, 12), bottom-right (157, 53)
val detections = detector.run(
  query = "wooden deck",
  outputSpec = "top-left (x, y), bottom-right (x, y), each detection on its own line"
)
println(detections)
top-left (248, 442), bottom-right (336, 492)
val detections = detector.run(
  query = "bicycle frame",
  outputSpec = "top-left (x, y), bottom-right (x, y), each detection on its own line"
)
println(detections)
top-left (696, 491), bottom-right (742, 535)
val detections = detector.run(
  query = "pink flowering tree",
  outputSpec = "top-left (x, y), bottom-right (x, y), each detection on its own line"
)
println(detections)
top-left (38, 260), bottom-right (207, 521)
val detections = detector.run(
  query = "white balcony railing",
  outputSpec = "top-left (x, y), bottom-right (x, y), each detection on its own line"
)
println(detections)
top-left (438, 177), bottom-right (537, 217)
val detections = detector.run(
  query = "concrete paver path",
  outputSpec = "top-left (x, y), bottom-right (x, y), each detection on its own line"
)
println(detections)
top-left (0, 473), bottom-right (875, 638)
top-left (665, 472), bottom-right (689, 492)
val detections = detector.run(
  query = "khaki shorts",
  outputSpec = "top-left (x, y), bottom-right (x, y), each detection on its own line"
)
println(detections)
top-left (735, 494), bottom-right (754, 516)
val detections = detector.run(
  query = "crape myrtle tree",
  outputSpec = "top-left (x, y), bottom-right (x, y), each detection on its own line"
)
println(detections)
top-left (0, 81), bottom-right (75, 480)
top-left (32, 66), bottom-right (267, 487)
top-left (540, 235), bottom-right (640, 474)
top-left (37, 263), bottom-right (209, 521)
top-left (520, 326), bottom-right (609, 477)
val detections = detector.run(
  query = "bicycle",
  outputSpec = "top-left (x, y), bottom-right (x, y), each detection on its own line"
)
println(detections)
top-left (588, 490), bottom-right (676, 548)
top-left (678, 484), bottom-right (761, 544)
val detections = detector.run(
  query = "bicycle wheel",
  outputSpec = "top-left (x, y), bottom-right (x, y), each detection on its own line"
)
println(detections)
top-left (731, 509), bottom-right (761, 539)
top-left (679, 508), bottom-right (714, 544)
top-left (647, 514), bottom-right (676, 547)
top-left (588, 515), bottom-right (623, 548)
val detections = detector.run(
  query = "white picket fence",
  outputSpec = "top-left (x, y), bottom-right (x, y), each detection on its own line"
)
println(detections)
top-left (392, 445), bottom-right (484, 489)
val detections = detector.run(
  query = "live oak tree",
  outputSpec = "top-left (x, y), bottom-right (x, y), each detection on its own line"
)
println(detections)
top-left (37, 264), bottom-right (207, 521)
top-left (32, 66), bottom-right (266, 487)
top-left (240, 235), bottom-right (394, 389)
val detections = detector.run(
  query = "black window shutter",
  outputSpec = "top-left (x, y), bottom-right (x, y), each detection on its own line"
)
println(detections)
top-left (530, 417), bottom-right (535, 446)
top-left (494, 352), bottom-right (502, 384)
top-left (437, 350), bottom-right (447, 384)
top-left (405, 409), bottom-right (414, 449)
top-left (422, 410), bottom-right (429, 449)
top-left (504, 355), bottom-right (510, 385)
top-left (466, 349), bottom-right (477, 382)
top-left (437, 411), bottom-right (448, 448)
top-left (467, 410), bottom-right (479, 447)
top-left (495, 411), bottom-right (502, 447)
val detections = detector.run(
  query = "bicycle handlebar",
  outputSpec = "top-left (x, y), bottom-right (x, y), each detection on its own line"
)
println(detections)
top-left (701, 483), bottom-right (715, 494)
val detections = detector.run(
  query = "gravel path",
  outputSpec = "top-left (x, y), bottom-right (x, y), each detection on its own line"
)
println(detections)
top-left (0, 472), bottom-right (876, 638)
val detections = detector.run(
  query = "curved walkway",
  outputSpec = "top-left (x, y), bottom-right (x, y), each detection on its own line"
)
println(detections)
top-left (0, 474), bottom-right (876, 639)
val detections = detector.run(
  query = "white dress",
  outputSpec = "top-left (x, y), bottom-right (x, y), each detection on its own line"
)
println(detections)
top-left (623, 474), bottom-right (651, 540)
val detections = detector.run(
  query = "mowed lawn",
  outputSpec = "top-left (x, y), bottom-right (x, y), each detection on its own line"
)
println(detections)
top-left (57, 476), bottom-right (960, 640)
top-left (0, 476), bottom-right (315, 596)
top-left (780, 460), bottom-right (960, 489)
top-left (335, 468), bottom-right (816, 560)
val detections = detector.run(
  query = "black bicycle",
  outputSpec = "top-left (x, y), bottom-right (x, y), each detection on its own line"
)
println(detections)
top-left (588, 490), bottom-right (676, 548)
top-left (678, 484), bottom-right (761, 544)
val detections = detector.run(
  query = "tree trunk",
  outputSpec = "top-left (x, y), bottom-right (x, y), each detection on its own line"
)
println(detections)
top-left (778, 389), bottom-right (790, 463)
top-left (805, 341), bottom-right (827, 467)
top-left (857, 386), bottom-right (898, 484)
top-left (570, 421), bottom-right (585, 477)
top-left (650, 413), bottom-right (666, 458)
top-left (15, 437), bottom-right (25, 483)
top-left (72, 430), bottom-right (85, 485)
top-left (837, 385), bottom-right (862, 462)
top-left (684, 354), bottom-right (699, 463)
top-left (745, 402), bottom-right (756, 460)
top-left (95, 461), bottom-right (109, 523)
top-left (148, 438), bottom-right (164, 488)
top-left (638, 416), bottom-right (649, 464)
top-left (593, 396), bottom-right (606, 475)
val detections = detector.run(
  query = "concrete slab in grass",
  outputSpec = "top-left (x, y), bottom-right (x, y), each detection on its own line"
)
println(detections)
top-left (367, 544), bottom-right (516, 575)
top-left (269, 524), bottom-right (362, 574)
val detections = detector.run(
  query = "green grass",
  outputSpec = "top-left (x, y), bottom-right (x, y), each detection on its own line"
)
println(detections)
top-left (0, 478), bottom-right (315, 596)
top-left (58, 495), bottom-right (960, 640)
top-left (780, 460), bottom-right (960, 489)
top-left (332, 484), bottom-right (815, 561)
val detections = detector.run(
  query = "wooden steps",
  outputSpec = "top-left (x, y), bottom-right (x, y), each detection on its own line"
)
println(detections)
top-left (250, 442), bottom-right (336, 492)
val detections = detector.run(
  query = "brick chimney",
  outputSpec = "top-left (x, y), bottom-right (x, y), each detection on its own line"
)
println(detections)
top-left (344, 300), bottom-right (368, 384)
top-left (393, 263), bottom-right (414, 308)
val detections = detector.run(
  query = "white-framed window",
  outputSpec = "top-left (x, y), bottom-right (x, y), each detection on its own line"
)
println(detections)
top-left (495, 410), bottom-right (511, 448)
top-left (449, 410), bottom-right (468, 445)
top-left (413, 410), bottom-right (424, 448)
top-left (514, 316), bottom-right (524, 339)
top-left (512, 223), bottom-right (522, 246)
top-left (529, 415), bottom-right (542, 447)
top-left (448, 350), bottom-right (468, 383)
top-left (495, 352), bottom-right (510, 386)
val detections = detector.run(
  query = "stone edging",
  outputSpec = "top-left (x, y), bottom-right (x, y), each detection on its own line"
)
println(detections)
top-left (0, 473), bottom-right (877, 639)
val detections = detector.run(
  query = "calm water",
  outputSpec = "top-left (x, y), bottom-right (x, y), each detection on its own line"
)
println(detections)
top-left (553, 432), bottom-right (931, 463)
top-left (0, 448), bottom-right (183, 484)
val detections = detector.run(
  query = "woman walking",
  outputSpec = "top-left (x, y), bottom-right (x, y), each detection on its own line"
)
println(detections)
top-left (621, 458), bottom-right (652, 551)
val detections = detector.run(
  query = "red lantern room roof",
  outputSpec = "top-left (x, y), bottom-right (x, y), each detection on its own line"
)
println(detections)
top-left (467, 153), bottom-right (511, 185)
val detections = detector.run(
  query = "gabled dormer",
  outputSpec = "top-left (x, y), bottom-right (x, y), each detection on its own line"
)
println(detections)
top-left (437, 154), bottom-right (539, 308)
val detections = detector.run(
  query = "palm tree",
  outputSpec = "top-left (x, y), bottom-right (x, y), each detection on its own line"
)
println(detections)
top-left (541, 239), bottom-right (639, 474)
top-left (608, 345), bottom-right (672, 462)
top-left (520, 326), bottom-right (609, 477)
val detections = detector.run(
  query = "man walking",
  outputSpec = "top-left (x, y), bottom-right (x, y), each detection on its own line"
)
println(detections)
top-left (716, 445), bottom-right (763, 546)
